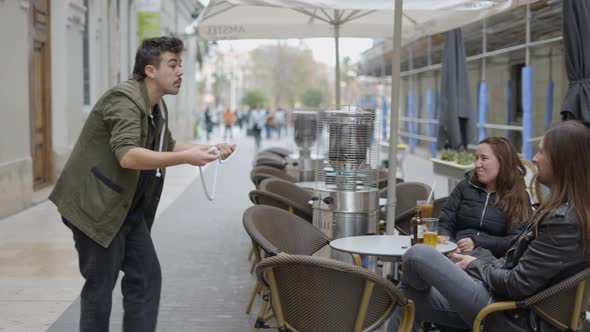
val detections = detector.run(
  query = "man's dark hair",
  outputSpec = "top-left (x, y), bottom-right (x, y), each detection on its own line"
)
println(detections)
top-left (132, 36), bottom-right (184, 80)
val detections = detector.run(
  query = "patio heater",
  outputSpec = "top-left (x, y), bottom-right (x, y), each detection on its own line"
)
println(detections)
top-left (285, 109), bottom-right (321, 182)
top-left (311, 106), bottom-right (380, 262)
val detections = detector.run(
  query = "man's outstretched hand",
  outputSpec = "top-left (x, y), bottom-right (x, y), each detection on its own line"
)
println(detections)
top-left (212, 143), bottom-right (236, 160)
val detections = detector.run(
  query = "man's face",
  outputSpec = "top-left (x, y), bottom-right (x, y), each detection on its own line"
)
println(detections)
top-left (153, 51), bottom-right (183, 95)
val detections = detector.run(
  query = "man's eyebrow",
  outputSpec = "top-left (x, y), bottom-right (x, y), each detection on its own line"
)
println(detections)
top-left (167, 58), bottom-right (179, 63)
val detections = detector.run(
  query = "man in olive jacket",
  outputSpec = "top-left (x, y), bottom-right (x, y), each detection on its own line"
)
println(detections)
top-left (49, 36), bottom-right (235, 332)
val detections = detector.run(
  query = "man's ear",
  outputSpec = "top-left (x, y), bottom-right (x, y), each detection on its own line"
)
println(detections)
top-left (144, 64), bottom-right (156, 79)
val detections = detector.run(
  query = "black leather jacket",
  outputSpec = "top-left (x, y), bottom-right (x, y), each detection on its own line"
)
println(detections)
top-left (466, 203), bottom-right (590, 331)
top-left (439, 172), bottom-right (528, 257)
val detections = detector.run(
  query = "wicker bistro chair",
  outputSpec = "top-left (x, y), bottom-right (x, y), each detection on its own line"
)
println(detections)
top-left (249, 190), bottom-right (313, 223)
top-left (256, 152), bottom-right (288, 165)
top-left (390, 209), bottom-right (415, 236)
top-left (260, 178), bottom-right (313, 214)
top-left (243, 205), bottom-right (331, 329)
top-left (473, 266), bottom-right (590, 332)
top-left (378, 182), bottom-right (432, 233)
top-left (259, 147), bottom-right (292, 158)
top-left (255, 254), bottom-right (415, 332)
top-left (250, 166), bottom-right (297, 189)
top-left (378, 168), bottom-right (405, 190)
top-left (255, 157), bottom-right (288, 170)
top-left (379, 182), bottom-right (431, 218)
top-left (256, 151), bottom-right (286, 160)
top-left (431, 196), bottom-right (447, 219)
top-left (247, 182), bottom-right (311, 276)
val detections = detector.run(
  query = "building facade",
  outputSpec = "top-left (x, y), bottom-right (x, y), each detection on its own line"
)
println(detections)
top-left (358, 0), bottom-right (565, 154)
top-left (0, 0), bottom-right (201, 218)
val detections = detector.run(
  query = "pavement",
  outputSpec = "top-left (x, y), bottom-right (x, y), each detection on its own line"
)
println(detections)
top-left (0, 126), bottom-right (465, 332)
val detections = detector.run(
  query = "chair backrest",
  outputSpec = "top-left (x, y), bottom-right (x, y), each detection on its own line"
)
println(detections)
top-left (255, 157), bottom-right (287, 169)
top-left (256, 254), bottom-right (409, 332)
top-left (260, 178), bottom-right (312, 207)
top-left (256, 151), bottom-right (286, 160)
top-left (243, 205), bottom-right (329, 256)
top-left (377, 168), bottom-right (404, 190)
top-left (379, 182), bottom-right (431, 216)
top-left (525, 266), bottom-right (590, 331)
top-left (249, 190), bottom-right (313, 223)
top-left (432, 196), bottom-right (447, 218)
top-left (259, 147), bottom-right (291, 158)
top-left (394, 208), bottom-right (415, 235)
top-left (250, 166), bottom-right (297, 188)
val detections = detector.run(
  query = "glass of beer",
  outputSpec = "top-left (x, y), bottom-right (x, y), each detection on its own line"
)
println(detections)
top-left (423, 218), bottom-right (439, 247)
top-left (417, 200), bottom-right (433, 218)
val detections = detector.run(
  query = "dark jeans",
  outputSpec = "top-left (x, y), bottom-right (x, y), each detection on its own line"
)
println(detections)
top-left (223, 125), bottom-right (233, 139)
top-left (63, 216), bottom-right (162, 332)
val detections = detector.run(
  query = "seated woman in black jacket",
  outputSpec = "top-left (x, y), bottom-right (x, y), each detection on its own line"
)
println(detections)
top-left (388, 121), bottom-right (590, 332)
top-left (439, 137), bottom-right (532, 257)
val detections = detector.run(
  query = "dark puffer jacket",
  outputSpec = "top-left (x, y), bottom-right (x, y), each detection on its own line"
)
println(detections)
top-left (438, 171), bottom-right (528, 258)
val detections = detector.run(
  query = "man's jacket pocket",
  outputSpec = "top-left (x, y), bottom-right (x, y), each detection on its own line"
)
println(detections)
top-left (78, 167), bottom-right (123, 221)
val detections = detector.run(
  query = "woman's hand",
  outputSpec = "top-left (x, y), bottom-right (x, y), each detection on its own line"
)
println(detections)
top-left (447, 247), bottom-right (461, 258)
top-left (456, 238), bottom-right (475, 253)
top-left (453, 253), bottom-right (477, 270)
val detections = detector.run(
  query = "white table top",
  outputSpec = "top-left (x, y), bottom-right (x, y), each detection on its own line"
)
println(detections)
top-left (330, 235), bottom-right (457, 258)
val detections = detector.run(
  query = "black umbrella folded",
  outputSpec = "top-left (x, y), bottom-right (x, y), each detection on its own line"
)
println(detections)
top-left (561, 0), bottom-right (590, 127)
top-left (438, 28), bottom-right (477, 149)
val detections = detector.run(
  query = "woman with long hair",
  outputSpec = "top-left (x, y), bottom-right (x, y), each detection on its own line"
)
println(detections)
top-left (438, 137), bottom-right (532, 257)
top-left (388, 121), bottom-right (590, 332)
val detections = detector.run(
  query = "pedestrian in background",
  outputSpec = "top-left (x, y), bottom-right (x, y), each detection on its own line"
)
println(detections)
top-left (265, 109), bottom-right (274, 139)
top-left (222, 107), bottom-right (236, 140)
top-left (248, 104), bottom-right (267, 152)
top-left (274, 107), bottom-right (286, 138)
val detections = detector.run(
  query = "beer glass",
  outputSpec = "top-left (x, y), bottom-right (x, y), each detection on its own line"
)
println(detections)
top-left (416, 200), bottom-right (433, 218)
top-left (423, 218), bottom-right (439, 247)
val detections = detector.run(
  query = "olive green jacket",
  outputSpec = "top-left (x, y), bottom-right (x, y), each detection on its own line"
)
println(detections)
top-left (49, 79), bottom-right (175, 248)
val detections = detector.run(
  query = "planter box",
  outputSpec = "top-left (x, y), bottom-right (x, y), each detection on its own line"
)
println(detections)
top-left (431, 158), bottom-right (473, 192)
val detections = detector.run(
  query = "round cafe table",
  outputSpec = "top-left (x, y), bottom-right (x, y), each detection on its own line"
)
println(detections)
top-left (330, 235), bottom-right (457, 259)
top-left (330, 235), bottom-right (457, 279)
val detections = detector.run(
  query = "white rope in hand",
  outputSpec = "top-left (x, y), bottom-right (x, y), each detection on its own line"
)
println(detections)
top-left (198, 145), bottom-right (236, 201)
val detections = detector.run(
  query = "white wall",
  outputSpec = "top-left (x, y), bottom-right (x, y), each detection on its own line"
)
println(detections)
top-left (0, 0), bottom-right (31, 162)
top-left (0, 0), bottom-right (33, 218)
top-left (51, 0), bottom-right (86, 165)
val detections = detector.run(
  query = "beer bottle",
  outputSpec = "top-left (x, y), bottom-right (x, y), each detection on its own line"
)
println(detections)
top-left (411, 209), bottom-right (424, 245)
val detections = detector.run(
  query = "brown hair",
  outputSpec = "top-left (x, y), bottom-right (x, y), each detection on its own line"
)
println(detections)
top-left (475, 137), bottom-right (532, 230)
top-left (132, 36), bottom-right (184, 80)
top-left (533, 121), bottom-right (590, 255)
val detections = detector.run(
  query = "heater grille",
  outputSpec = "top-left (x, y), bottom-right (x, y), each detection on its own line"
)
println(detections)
top-left (292, 109), bottom-right (319, 158)
top-left (315, 106), bottom-right (380, 191)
